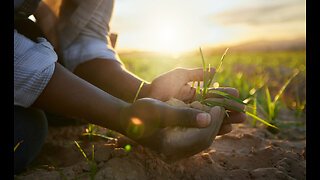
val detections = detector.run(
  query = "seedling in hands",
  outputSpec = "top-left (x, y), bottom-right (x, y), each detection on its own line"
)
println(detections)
top-left (195, 47), bottom-right (278, 129)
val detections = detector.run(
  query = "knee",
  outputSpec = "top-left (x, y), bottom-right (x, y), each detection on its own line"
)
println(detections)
top-left (14, 106), bottom-right (48, 174)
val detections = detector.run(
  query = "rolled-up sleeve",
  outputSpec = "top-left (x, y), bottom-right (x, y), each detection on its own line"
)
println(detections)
top-left (14, 29), bottom-right (57, 107)
top-left (58, 0), bottom-right (121, 72)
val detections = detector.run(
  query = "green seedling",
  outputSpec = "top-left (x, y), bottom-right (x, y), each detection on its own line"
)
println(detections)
top-left (14, 140), bottom-right (24, 152)
top-left (294, 88), bottom-right (306, 117)
top-left (47, 158), bottom-right (68, 180)
top-left (82, 123), bottom-right (117, 142)
top-left (133, 81), bottom-right (145, 103)
top-left (258, 70), bottom-right (299, 132)
top-left (198, 47), bottom-right (229, 102)
top-left (195, 47), bottom-right (278, 129)
top-left (82, 132), bottom-right (117, 142)
top-left (251, 95), bottom-right (257, 128)
top-left (86, 124), bottom-right (96, 141)
top-left (74, 141), bottom-right (97, 180)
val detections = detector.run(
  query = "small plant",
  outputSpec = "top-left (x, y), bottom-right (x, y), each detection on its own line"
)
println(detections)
top-left (14, 140), bottom-right (24, 152)
top-left (133, 81), bottom-right (145, 103)
top-left (47, 158), bottom-right (68, 180)
top-left (82, 131), bottom-right (117, 142)
top-left (257, 70), bottom-right (299, 132)
top-left (195, 47), bottom-right (278, 129)
top-left (86, 124), bottom-right (97, 141)
top-left (252, 95), bottom-right (258, 127)
top-left (74, 141), bottom-right (97, 180)
top-left (294, 88), bottom-right (306, 117)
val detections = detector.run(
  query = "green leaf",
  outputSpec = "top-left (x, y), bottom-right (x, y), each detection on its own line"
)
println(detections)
top-left (14, 140), bottom-right (23, 152)
top-left (252, 95), bottom-right (257, 127)
top-left (204, 100), bottom-right (245, 113)
top-left (191, 81), bottom-right (195, 88)
top-left (245, 111), bottom-right (279, 129)
top-left (133, 81), bottom-right (145, 103)
top-left (265, 87), bottom-right (274, 121)
top-left (199, 47), bottom-right (209, 101)
top-left (274, 70), bottom-right (299, 104)
top-left (216, 48), bottom-right (229, 73)
top-left (74, 141), bottom-right (89, 163)
top-left (204, 100), bottom-right (278, 129)
top-left (207, 48), bottom-right (229, 89)
top-left (82, 132), bottom-right (116, 141)
top-left (207, 90), bottom-right (248, 105)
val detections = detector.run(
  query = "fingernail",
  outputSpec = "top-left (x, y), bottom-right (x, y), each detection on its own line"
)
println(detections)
top-left (197, 113), bottom-right (211, 127)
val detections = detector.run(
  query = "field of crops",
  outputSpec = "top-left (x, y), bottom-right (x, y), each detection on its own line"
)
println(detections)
top-left (120, 49), bottom-right (306, 129)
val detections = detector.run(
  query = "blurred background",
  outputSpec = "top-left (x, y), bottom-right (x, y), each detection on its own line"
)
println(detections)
top-left (110, 0), bottom-right (306, 129)
top-left (110, 0), bottom-right (305, 54)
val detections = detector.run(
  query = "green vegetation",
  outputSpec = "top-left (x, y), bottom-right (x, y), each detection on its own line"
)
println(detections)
top-left (119, 49), bottom-right (306, 132)
top-left (14, 140), bottom-right (24, 152)
top-left (195, 47), bottom-right (278, 129)
top-left (74, 141), bottom-right (97, 180)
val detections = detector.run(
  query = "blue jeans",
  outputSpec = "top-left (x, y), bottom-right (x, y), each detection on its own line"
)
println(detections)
top-left (14, 106), bottom-right (48, 174)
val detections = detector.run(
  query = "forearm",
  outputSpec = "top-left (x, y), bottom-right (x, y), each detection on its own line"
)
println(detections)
top-left (32, 63), bottom-right (130, 133)
top-left (73, 58), bottom-right (151, 103)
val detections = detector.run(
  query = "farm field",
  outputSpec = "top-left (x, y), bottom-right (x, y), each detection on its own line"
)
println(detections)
top-left (15, 49), bottom-right (306, 180)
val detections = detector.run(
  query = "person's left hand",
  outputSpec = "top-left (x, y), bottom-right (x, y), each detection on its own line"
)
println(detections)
top-left (148, 67), bottom-right (215, 102)
top-left (147, 67), bottom-right (246, 135)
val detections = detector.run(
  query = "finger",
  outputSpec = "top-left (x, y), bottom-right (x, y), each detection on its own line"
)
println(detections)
top-left (206, 97), bottom-right (245, 112)
top-left (217, 124), bottom-right (232, 135)
top-left (176, 84), bottom-right (196, 102)
top-left (209, 106), bottom-right (225, 136)
top-left (223, 112), bottom-right (247, 124)
top-left (177, 67), bottom-right (216, 83)
top-left (162, 106), bottom-right (212, 128)
top-left (207, 87), bottom-right (239, 98)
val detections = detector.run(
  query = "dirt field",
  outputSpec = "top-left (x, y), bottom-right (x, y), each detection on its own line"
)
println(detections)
top-left (14, 106), bottom-right (306, 180)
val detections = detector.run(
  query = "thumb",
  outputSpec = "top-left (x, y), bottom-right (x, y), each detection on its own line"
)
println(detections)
top-left (208, 106), bottom-right (225, 139)
top-left (163, 107), bottom-right (212, 128)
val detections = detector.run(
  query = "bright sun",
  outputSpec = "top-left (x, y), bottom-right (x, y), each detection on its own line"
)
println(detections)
top-left (144, 16), bottom-right (192, 53)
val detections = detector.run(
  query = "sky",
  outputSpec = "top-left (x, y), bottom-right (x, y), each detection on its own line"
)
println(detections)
top-left (109, 0), bottom-right (306, 53)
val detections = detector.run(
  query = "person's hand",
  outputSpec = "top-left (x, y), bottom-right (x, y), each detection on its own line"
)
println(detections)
top-left (204, 87), bottom-right (247, 135)
top-left (119, 98), bottom-right (213, 140)
top-left (119, 98), bottom-right (225, 162)
top-left (147, 67), bottom-right (215, 102)
top-left (147, 67), bottom-right (246, 135)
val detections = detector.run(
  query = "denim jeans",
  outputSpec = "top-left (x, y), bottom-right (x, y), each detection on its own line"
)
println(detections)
top-left (14, 106), bottom-right (48, 174)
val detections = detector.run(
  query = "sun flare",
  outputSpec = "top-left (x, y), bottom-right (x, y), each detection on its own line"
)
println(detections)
top-left (144, 16), bottom-right (192, 53)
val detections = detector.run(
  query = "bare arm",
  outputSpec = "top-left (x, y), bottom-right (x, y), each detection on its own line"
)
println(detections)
top-left (32, 63), bottom-right (212, 135)
top-left (32, 62), bottom-right (130, 133)
top-left (74, 58), bottom-right (151, 103)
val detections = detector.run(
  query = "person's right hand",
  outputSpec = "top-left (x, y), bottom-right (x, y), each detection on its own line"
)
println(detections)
top-left (119, 98), bottom-right (225, 162)
top-left (119, 98), bottom-right (212, 139)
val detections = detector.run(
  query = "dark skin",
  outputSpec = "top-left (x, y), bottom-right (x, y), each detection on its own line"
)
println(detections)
top-left (73, 59), bottom-right (246, 135)
top-left (31, 0), bottom-right (246, 159)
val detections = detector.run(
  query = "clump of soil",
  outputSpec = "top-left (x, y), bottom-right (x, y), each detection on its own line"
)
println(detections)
top-left (15, 98), bottom-right (306, 180)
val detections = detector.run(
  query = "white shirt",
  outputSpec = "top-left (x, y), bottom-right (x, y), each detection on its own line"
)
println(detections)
top-left (14, 0), bottom-right (120, 108)
top-left (14, 29), bottom-right (57, 107)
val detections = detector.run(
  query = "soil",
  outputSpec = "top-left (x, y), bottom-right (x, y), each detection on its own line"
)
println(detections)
top-left (15, 98), bottom-right (306, 180)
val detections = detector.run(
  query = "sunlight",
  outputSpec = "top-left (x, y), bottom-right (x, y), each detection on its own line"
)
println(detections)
top-left (111, 0), bottom-right (306, 52)
top-left (144, 16), bottom-right (192, 53)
